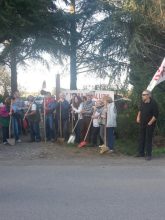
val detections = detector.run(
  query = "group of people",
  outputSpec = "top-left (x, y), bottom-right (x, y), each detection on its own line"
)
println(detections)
top-left (0, 89), bottom-right (159, 159)
top-left (0, 90), bottom-right (117, 154)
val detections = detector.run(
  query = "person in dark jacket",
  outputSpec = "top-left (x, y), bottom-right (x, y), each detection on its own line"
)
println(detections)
top-left (44, 92), bottom-right (57, 142)
top-left (136, 90), bottom-right (159, 160)
top-left (56, 93), bottom-right (70, 141)
top-left (25, 95), bottom-right (41, 142)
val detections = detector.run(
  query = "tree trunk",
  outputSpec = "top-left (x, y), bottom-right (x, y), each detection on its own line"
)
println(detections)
top-left (10, 44), bottom-right (17, 94)
top-left (70, 0), bottom-right (77, 90)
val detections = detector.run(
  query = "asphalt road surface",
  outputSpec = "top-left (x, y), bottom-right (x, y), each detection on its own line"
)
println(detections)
top-left (1, 159), bottom-right (165, 220)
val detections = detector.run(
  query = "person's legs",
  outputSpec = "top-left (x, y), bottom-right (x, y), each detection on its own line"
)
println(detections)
top-left (107, 127), bottom-right (115, 150)
top-left (75, 119), bottom-right (83, 143)
top-left (12, 117), bottom-right (19, 141)
top-left (146, 125), bottom-right (155, 157)
top-left (29, 121), bottom-right (35, 141)
top-left (2, 126), bottom-right (9, 143)
top-left (83, 116), bottom-right (92, 143)
top-left (99, 125), bottom-right (105, 145)
top-left (138, 126), bottom-right (146, 156)
top-left (62, 119), bottom-right (69, 141)
top-left (48, 115), bottom-right (55, 140)
top-left (33, 121), bottom-right (41, 142)
top-left (45, 116), bottom-right (50, 140)
top-left (92, 126), bottom-right (100, 146)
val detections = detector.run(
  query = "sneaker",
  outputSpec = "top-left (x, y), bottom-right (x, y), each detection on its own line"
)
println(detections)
top-left (145, 156), bottom-right (152, 161)
top-left (99, 144), bottom-right (105, 148)
top-left (135, 153), bottom-right (145, 157)
top-left (100, 146), bottom-right (109, 154)
top-left (3, 141), bottom-right (8, 145)
top-left (16, 139), bottom-right (22, 143)
top-left (108, 149), bottom-right (114, 153)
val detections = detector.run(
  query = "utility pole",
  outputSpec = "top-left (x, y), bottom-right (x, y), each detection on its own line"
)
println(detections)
top-left (70, 0), bottom-right (77, 90)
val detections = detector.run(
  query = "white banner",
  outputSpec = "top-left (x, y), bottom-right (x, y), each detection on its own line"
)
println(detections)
top-left (64, 90), bottom-right (114, 101)
top-left (147, 58), bottom-right (165, 91)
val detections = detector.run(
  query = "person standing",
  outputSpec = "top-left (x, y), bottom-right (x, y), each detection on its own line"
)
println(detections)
top-left (0, 97), bottom-right (10, 144)
top-left (56, 93), bottom-right (70, 141)
top-left (81, 94), bottom-right (94, 144)
top-left (91, 100), bottom-right (104, 147)
top-left (44, 92), bottom-right (57, 142)
top-left (136, 90), bottom-right (159, 160)
top-left (71, 95), bottom-right (83, 144)
top-left (25, 95), bottom-right (41, 142)
top-left (100, 96), bottom-right (117, 154)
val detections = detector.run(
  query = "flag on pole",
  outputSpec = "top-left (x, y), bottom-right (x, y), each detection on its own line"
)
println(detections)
top-left (147, 58), bottom-right (165, 91)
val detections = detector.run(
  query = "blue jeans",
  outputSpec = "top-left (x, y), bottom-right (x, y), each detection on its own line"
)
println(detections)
top-left (107, 127), bottom-right (115, 150)
top-left (58, 119), bottom-right (69, 141)
top-left (46, 114), bottom-right (55, 140)
top-left (12, 116), bottom-right (20, 141)
top-left (29, 121), bottom-right (41, 141)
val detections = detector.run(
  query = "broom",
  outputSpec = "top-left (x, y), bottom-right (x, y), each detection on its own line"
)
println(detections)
top-left (67, 118), bottom-right (79, 144)
top-left (78, 117), bottom-right (93, 148)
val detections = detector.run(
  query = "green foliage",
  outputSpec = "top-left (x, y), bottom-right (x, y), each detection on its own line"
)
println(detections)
top-left (116, 104), bottom-right (138, 139)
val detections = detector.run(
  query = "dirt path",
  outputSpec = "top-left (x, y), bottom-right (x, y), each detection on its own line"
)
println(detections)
top-left (0, 136), bottom-right (165, 166)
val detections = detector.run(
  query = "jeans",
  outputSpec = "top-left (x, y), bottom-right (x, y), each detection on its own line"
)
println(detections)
top-left (12, 116), bottom-right (20, 141)
top-left (92, 126), bottom-right (101, 146)
top-left (46, 114), bottom-right (55, 140)
top-left (29, 121), bottom-right (41, 141)
top-left (75, 119), bottom-right (83, 143)
top-left (58, 119), bottom-right (69, 141)
top-left (2, 126), bottom-right (9, 142)
top-left (107, 127), bottom-right (115, 150)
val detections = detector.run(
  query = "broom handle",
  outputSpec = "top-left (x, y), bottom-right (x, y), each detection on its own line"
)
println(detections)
top-left (9, 99), bottom-right (13, 139)
top-left (23, 97), bottom-right (37, 120)
top-left (60, 102), bottom-right (62, 137)
top-left (43, 96), bottom-right (46, 142)
top-left (83, 117), bottom-right (93, 141)
top-left (72, 119), bottom-right (79, 133)
top-left (9, 115), bottom-right (12, 138)
top-left (104, 109), bottom-right (107, 147)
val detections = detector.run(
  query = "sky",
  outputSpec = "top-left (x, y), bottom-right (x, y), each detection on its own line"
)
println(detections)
top-left (17, 58), bottom-right (108, 93)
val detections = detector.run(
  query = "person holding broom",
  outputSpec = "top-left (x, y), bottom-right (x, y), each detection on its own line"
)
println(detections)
top-left (80, 93), bottom-right (94, 146)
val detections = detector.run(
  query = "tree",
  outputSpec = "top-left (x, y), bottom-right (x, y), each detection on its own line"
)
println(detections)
top-left (0, 0), bottom-right (69, 93)
top-left (0, 66), bottom-right (11, 96)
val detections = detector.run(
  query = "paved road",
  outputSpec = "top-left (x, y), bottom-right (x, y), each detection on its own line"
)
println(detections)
top-left (1, 161), bottom-right (165, 220)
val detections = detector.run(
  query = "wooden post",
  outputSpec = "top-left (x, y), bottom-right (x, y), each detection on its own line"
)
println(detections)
top-left (56, 74), bottom-right (60, 101)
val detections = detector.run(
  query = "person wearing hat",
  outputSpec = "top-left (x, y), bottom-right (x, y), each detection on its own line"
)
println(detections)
top-left (24, 95), bottom-right (41, 142)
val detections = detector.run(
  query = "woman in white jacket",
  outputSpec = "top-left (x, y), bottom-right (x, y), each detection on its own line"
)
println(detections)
top-left (106, 97), bottom-right (117, 152)
top-left (100, 96), bottom-right (117, 154)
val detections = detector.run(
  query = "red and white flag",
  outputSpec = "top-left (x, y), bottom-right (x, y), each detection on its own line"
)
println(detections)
top-left (147, 58), bottom-right (165, 91)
